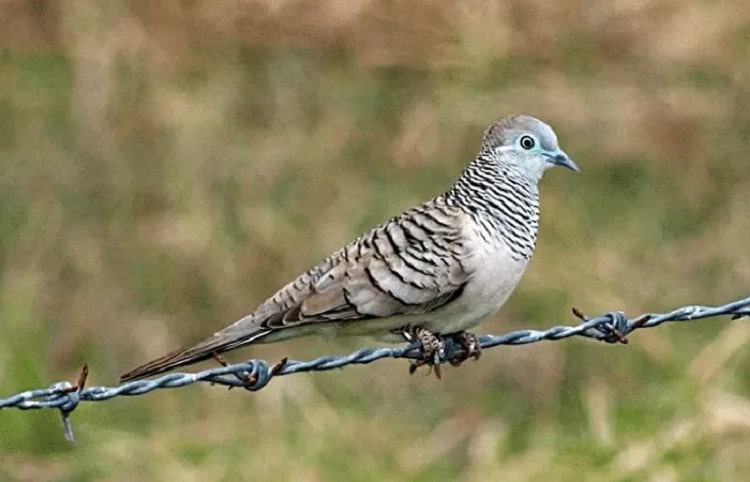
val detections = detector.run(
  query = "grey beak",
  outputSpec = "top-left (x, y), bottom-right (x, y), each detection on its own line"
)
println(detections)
top-left (550, 150), bottom-right (579, 172)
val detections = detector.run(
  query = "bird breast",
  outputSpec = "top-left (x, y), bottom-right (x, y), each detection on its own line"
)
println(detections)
top-left (422, 227), bottom-right (529, 335)
top-left (467, 238), bottom-right (528, 314)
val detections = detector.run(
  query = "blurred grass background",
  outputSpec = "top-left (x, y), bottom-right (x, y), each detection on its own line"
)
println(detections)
top-left (0, 0), bottom-right (749, 480)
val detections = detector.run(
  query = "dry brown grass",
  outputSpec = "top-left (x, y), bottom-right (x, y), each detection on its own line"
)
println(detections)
top-left (0, 1), bottom-right (749, 480)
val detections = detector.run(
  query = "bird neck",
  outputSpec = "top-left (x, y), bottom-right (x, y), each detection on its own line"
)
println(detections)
top-left (444, 154), bottom-right (540, 260)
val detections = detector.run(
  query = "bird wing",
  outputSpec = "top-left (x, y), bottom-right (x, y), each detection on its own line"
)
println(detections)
top-left (262, 203), bottom-right (472, 326)
top-left (119, 202), bottom-right (472, 382)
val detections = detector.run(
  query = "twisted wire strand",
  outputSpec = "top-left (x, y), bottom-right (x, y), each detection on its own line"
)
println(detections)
top-left (1, 296), bottom-right (749, 442)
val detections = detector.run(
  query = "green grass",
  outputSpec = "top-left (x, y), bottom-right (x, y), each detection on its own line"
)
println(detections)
top-left (1, 1), bottom-right (749, 480)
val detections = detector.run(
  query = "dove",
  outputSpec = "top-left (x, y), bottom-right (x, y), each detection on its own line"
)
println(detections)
top-left (120, 115), bottom-right (578, 382)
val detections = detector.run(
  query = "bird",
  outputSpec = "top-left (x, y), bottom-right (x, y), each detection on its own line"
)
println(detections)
top-left (120, 114), bottom-right (579, 382)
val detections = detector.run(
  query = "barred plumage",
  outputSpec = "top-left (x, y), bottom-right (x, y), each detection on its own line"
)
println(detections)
top-left (120, 114), bottom-right (578, 382)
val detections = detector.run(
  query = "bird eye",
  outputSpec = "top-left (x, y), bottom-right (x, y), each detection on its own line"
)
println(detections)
top-left (519, 135), bottom-right (536, 150)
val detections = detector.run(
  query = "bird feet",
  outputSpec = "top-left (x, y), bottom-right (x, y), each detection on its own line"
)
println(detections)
top-left (399, 326), bottom-right (445, 379)
top-left (448, 331), bottom-right (482, 366)
top-left (398, 327), bottom-right (482, 379)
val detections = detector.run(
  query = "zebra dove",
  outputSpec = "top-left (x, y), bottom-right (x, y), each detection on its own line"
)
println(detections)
top-left (120, 115), bottom-right (578, 382)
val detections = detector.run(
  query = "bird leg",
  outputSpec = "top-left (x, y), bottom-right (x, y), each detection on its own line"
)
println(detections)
top-left (399, 326), bottom-right (445, 379)
top-left (448, 331), bottom-right (482, 367)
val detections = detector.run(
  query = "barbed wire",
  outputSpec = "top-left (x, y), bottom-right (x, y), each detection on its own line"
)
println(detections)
top-left (1, 296), bottom-right (749, 442)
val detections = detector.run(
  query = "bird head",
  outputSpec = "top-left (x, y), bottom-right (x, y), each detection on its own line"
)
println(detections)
top-left (481, 115), bottom-right (579, 181)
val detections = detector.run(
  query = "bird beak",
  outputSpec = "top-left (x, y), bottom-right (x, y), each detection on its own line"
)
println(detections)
top-left (548, 149), bottom-right (579, 172)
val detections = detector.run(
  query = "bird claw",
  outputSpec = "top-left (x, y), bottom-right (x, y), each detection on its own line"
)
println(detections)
top-left (399, 328), bottom-right (483, 377)
top-left (400, 326), bottom-right (482, 380)
top-left (400, 326), bottom-right (445, 379)
top-left (448, 331), bottom-right (482, 366)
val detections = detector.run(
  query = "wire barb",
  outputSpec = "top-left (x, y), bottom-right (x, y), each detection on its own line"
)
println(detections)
top-left (1, 296), bottom-right (749, 441)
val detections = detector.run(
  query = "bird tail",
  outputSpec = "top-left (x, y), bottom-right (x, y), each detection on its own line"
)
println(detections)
top-left (119, 321), bottom-right (271, 383)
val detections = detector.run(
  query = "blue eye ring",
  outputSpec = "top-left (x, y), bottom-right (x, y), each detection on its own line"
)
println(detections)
top-left (519, 135), bottom-right (536, 150)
